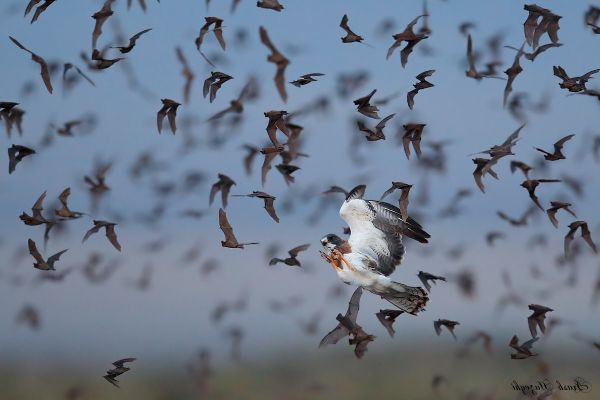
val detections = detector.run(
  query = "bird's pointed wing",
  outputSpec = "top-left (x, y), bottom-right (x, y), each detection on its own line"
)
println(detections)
top-left (288, 243), bottom-right (310, 257)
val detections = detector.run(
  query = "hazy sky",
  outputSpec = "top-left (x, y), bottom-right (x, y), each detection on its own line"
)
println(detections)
top-left (1, 0), bottom-right (599, 369)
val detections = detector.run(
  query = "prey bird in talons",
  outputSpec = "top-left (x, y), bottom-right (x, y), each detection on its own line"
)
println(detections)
top-left (320, 185), bottom-right (430, 314)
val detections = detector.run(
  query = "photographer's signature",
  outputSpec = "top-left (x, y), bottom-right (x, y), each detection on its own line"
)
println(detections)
top-left (511, 377), bottom-right (591, 395)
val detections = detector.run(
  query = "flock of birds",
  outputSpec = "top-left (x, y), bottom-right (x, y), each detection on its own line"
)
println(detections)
top-left (2, 0), bottom-right (600, 398)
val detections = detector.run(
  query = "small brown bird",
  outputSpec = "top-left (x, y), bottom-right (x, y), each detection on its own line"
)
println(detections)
top-left (175, 48), bottom-right (195, 104)
top-left (203, 71), bottom-right (233, 103)
top-left (402, 123), bottom-right (427, 160)
top-left (104, 358), bottom-right (136, 388)
top-left (505, 43), bottom-right (562, 62)
top-left (290, 73), bottom-right (324, 87)
top-left (111, 28), bottom-right (152, 53)
top-left (91, 0), bottom-right (115, 51)
top-left (375, 309), bottom-right (403, 338)
top-left (553, 66), bottom-right (600, 93)
top-left (534, 134), bottom-right (574, 160)
top-left (497, 206), bottom-right (536, 227)
top-left (503, 42), bottom-right (525, 106)
top-left (89, 49), bottom-right (124, 70)
top-left (276, 163), bottom-right (300, 185)
top-left (520, 179), bottom-right (561, 210)
top-left (209, 174), bottom-right (236, 208)
top-left (546, 201), bottom-right (576, 228)
top-left (564, 221), bottom-right (597, 257)
top-left (320, 287), bottom-right (362, 347)
top-left (9, 36), bottom-right (53, 94)
top-left (218, 208), bottom-right (259, 249)
top-left (357, 114), bottom-right (395, 141)
top-left (417, 271), bottom-right (446, 293)
top-left (233, 191), bottom-right (279, 223)
top-left (25, 0), bottom-right (56, 24)
top-left (386, 15), bottom-right (428, 68)
top-left (259, 26), bottom-right (290, 102)
top-left (523, 4), bottom-right (561, 49)
top-left (264, 110), bottom-right (289, 146)
top-left (55, 187), bottom-right (84, 219)
top-left (28, 238), bottom-right (67, 271)
top-left (509, 335), bottom-right (538, 359)
top-left (527, 304), bottom-right (553, 338)
top-left (156, 99), bottom-right (181, 134)
top-left (407, 70), bottom-right (435, 110)
top-left (257, 0), bottom-right (284, 12)
top-left (8, 144), bottom-right (36, 174)
top-left (339, 14), bottom-right (364, 44)
top-left (434, 319), bottom-right (460, 340)
top-left (510, 160), bottom-right (533, 178)
top-left (269, 244), bottom-right (310, 267)
top-left (353, 89), bottom-right (380, 119)
top-left (195, 17), bottom-right (226, 51)
top-left (82, 220), bottom-right (121, 251)
top-left (380, 181), bottom-right (412, 221)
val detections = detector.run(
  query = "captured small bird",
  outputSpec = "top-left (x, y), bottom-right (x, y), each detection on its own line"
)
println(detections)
top-left (82, 220), bottom-right (121, 251)
top-left (546, 201), bottom-right (576, 228)
top-left (527, 304), bottom-right (553, 338)
top-left (290, 73), bottom-right (324, 87)
top-left (402, 123), bottom-right (426, 160)
top-left (218, 208), bottom-right (259, 249)
top-left (203, 71), bottom-right (233, 103)
top-left (553, 66), bottom-right (600, 93)
top-left (417, 271), bottom-right (447, 293)
top-left (209, 173), bottom-right (236, 208)
top-left (386, 15), bottom-right (428, 68)
top-left (195, 17), bottom-right (226, 51)
top-left (339, 14), bottom-right (365, 44)
top-left (407, 70), bottom-right (435, 110)
top-left (375, 309), bottom-right (403, 338)
top-left (353, 89), bottom-right (380, 119)
top-left (320, 185), bottom-right (430, 314)
top-left (379, 181), bottom-right (412, 222)
top-left (535, 134), bottom-right (575, 161)
top-left (9, 36), bottom-right (53, 94)
top-left (257, 0), bottom-right (284, 12)
top-left (8, 144), bottom-right (36, 174)
top-left (434, 319), bottom-right (460, 340)
top-left (232, 191), bottom-right (279, 223)
top-left (259, 26), bottom-right (290, 102)
top-left (269, 244), bottom-right (310, 267)
top-left (104, 358), bottom-right (136, 388)
top-left (356, 113), bottom-right (395, 141)
top-left (564, 220), bottom-right (597, 257)
top-left (28, 238), bottom-right (67, 271)
top-left (509, 335), bottom-right (538, 359)
top-left (55, 187), bottom-right (84, 220)
top-left (522, 4), bottom-right (561, 49)
top-left (520, 179), bottom-right (561, 211)
top-left (156, 99), bottom-right (181, 134)
top-left (110, 28), bottom-right (152, 53)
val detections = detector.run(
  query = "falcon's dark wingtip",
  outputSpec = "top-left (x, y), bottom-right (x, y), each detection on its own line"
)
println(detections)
top-left (345, 184), bottom-right (366, 201)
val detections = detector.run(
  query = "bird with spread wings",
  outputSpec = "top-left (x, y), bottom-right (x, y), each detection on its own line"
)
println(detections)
top-left (320, 185), bottom-right (430, 314)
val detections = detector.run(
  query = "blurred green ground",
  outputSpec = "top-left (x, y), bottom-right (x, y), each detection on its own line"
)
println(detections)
top-left (1, 347), bottom-right (598, 400)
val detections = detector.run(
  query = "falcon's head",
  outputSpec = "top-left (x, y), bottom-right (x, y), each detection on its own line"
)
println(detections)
top-left (320, 233), bottom-right (344, 252)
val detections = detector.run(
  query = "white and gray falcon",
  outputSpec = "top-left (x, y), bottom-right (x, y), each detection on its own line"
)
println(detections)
top-left (320, 185), bottom-right (430, 314)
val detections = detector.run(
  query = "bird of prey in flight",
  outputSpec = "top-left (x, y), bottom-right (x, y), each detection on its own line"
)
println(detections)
top-left (320, 185), bottom-right (430, 314)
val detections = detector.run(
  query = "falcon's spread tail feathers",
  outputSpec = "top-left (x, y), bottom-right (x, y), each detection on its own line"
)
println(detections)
top-left (369, 281), bottom-right (428, 315)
